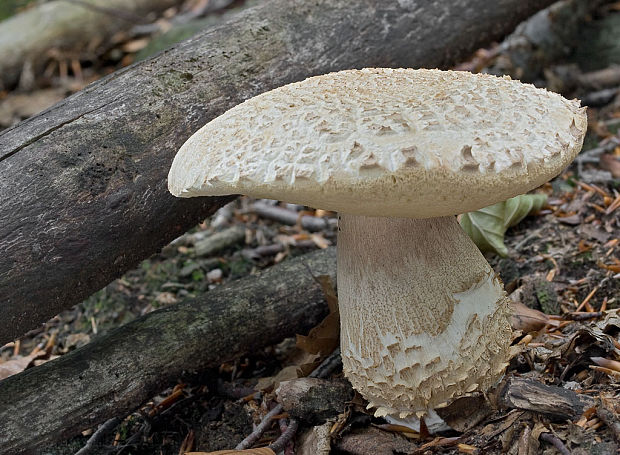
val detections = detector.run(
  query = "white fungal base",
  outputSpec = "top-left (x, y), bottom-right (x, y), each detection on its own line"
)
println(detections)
top-left (385, 410), bottom-right (451, 434)
top-left (337, 215), bottom-right (512, 418)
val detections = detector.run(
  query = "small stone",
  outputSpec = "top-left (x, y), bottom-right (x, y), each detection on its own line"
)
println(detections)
top-left (207, 268), bottom-right (223, 283)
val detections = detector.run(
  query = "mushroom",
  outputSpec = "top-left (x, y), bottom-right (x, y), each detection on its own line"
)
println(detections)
top-left (168, 68), bottom-right (587, 418)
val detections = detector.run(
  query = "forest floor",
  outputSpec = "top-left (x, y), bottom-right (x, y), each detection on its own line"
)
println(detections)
top-left (0, 1), bottom-right (619, 454)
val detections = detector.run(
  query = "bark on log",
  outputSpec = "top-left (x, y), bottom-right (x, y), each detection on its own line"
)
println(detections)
top-left (0, 248), bottom-right (336, 455)
top-left (488, 0), bottom-right (605, 81)
top-left (497, 376), bottom-right (595, 420)
top-left (0, 0), bottom-right (185, 90)
top-left (0, 0), bottom-right (556, 346)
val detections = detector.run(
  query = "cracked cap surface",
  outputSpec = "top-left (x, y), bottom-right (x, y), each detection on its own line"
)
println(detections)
top-left (168, 68), bottom-right (587, 217)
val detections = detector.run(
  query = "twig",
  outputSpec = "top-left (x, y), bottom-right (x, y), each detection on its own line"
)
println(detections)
top-left (242, 240), bottom-right (318, 261)
top-left (597, 404), bottom-right (620, 444)
top-left (577, 141), bottom-right (620, 161)
top-left (580, 88), bottom-right (619, 108)
top-left (540, 432), bottom-right (571, 455)
top-left (564, 311), bottom-right (604, 321)
top-left (270, 418), bottom-right (298, 454)
top-left (74, 417), bottom-right (121, 455)
top-left (575, 139), bottom-right (620, 177)
top-left (578, 65), bottom-right (620, 89)
top-left (253, 201), bottom-right (328, 232)
top-left (235, 404), bottom-right (284, 450)
top-left (513, 231), bottom-right (541, 251)
top-left (575, 286), bottom-right (599, 312)
top-left (235, 348), bottom-right (342, 450)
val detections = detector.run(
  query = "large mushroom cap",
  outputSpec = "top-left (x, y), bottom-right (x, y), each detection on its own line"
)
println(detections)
top-left (169, 68), bottom-right (586, 217)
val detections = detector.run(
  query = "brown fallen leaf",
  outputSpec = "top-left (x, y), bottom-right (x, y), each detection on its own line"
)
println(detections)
top-left (510, 302), bottom-right (559, 332)
top-left (296, 275), bottom-right (339, 356)
top-left (255, 365), bottom-right (300, 393)
top-left (0, 88), bottom-right (66, 127)
top-left (0, 350), bottom-right (46, 380)
top-left (600, 153), bottom-right (620, 178)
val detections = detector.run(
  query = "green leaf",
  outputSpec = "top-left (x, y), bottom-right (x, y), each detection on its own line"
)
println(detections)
top-left (504, 193), bottom-right (546, 228)
top-left (459, 194), bottom-right (547, 257)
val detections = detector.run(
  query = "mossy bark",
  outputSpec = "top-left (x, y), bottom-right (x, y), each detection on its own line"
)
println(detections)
top-left (0, 248), bottom-right (336, 455)
top-left (0, 0), bottom-right (556, 346)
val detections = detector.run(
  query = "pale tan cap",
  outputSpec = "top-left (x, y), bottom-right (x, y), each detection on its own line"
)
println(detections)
top-left (168, 68), bottom-right (586, 217)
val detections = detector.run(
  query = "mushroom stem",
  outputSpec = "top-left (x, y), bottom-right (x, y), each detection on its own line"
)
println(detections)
top-left (337, 214), bottom-right (512, 418)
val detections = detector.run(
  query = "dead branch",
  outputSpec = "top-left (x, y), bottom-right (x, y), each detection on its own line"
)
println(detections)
top-left (253, 201), bottom-right (329, 232)
top-left (0, 248), bottom-right (336, 455)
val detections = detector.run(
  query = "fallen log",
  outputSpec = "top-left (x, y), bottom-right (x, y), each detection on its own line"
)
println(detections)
top-left (0, 0), bottom-right (185, 90)
top-left (0, 248), bottom-right (336, 455)
top-left (0, 0), bottom-right (556, 345)
top-left (488, 0), bottom-right (605, 81)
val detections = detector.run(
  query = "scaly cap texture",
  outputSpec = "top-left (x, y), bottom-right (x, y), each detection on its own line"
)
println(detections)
top-left (169, 68), bottom-right (586, 217)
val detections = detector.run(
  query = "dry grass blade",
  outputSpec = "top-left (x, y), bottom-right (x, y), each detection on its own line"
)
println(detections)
top-left (575, 286), bottom-right (599, 312)
top-left (605, 194), bottom-right (620, 214)
top-left (149, 387), bottom-right (185, 417)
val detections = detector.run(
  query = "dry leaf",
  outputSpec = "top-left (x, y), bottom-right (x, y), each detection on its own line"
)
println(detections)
top-left (296, 276), bottom-right (339, 356)
top-left (0, 88), bottom-right (66, 127)
top-left (600, 153), bottom-right (620, 178)
top-left (510, 302), bottom-right (557, 332)
top-left (255, 365), bottom-right (300, 392)
top-left (0, 351), bottom-right (45, 380)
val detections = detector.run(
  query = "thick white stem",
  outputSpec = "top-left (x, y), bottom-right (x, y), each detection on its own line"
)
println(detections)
top-left (337, 214), bottom-right (512, 418)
